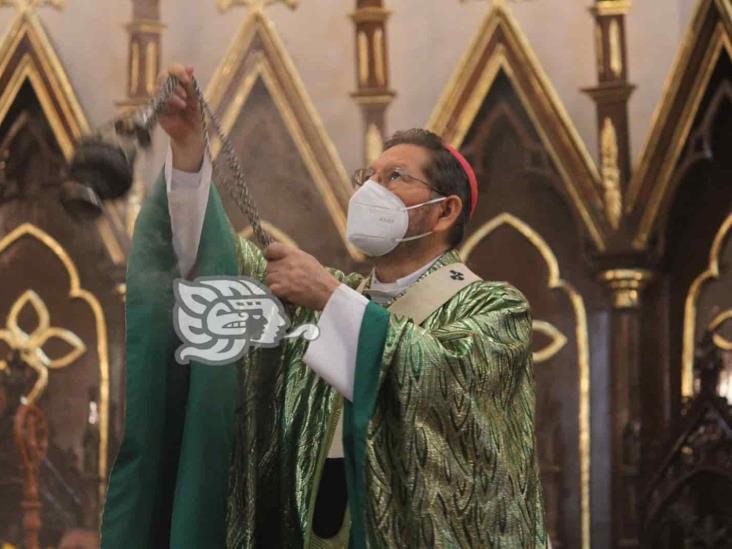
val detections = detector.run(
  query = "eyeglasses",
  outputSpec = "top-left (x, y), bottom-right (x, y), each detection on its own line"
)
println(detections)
top-left (351, 166), bottom-right (444, 195)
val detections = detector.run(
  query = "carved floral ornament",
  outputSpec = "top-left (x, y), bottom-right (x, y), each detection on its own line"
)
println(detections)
top-left (0, 289), bottom-right (86, 405)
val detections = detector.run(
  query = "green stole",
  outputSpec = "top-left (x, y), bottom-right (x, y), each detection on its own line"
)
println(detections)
top-left (343, 303), bottom-right (390, 549)
top-left (342, 261), bottom-right (475, 548)
top-left (101, 175), bottom-right (238, 548)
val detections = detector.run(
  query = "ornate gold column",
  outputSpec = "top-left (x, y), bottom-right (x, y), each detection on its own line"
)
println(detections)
top-left (599, 267), bottom-right (652, 548)
top-left (351, 0), bottom-right (395, 166)
top-left (120, 0), bottom-right (165, 236)
top-left (121, 0), bottom-right (164, 108)
top-left (583, 0), bottom-right (635, 232)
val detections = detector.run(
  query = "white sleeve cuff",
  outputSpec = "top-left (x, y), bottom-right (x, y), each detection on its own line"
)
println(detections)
top-left (164, 143), bottom-right (212, 190)
top-left (303, 284), bottom-right (369, 401)
top-left (164, 144), bottom-right (213, 277)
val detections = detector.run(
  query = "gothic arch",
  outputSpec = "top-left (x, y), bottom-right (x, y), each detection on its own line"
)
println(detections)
top-left (627, 0), bottom-right (732, 249)
top-left (428, 3), bottom-right (607, 252)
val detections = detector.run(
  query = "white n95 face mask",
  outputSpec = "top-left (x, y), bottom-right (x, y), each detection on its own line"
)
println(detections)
top-left (346, 180), bottom-right (446, 257)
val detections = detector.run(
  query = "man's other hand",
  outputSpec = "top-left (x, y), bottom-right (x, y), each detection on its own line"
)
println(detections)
top-left (265, 243), bottom-right (340, 311)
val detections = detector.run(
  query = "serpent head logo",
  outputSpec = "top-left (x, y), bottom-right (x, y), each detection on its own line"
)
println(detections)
top-left (173, 276), bottom-right (318, 366)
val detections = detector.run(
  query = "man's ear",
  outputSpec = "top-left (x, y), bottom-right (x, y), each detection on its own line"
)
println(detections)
top-left (433, 195), bottom-right (463, 234)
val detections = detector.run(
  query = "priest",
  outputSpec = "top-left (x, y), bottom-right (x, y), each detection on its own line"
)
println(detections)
top-left (101, 64), bottom-right (546, 548)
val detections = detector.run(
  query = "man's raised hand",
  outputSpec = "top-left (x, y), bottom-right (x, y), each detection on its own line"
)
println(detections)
top-left (158, 64), bottom-right (206, 172)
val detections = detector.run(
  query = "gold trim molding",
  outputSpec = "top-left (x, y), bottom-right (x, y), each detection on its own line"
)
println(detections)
top-left (709, 309), bottom-right (732, 351)
top-left (350, 6), bottom-right (391, 24)
top-left (460, 212), bottom-right (591, 549)
top-left (0, 223), bottom-right (110, 502)
top-left (428, 3), bottom-right (606, 253)
top-left (608, 18), bottom-right (623, 77)
top-left (125, 20), bottom-right (167, 34)
top-left (681, 213), bottom-right (732, 397)
top-left (591, 0), bottom-right (632, 17)
top-left (206, 11), bottom-right (362, 260)
top-left (357, 31), bottom-right (369, 85)
top-left (598, 268), bottom-right (653, 309)
top-left (351, 93), bottom-right (395, 105)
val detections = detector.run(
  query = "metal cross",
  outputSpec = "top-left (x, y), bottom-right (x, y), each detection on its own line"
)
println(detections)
top-left (217, 0), bottom-right (299, 14)
top-left (0, 0), bottom-right (65, 13)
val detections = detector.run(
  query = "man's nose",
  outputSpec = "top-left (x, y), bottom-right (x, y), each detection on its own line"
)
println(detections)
top-left (370, 172), bottom-right (395, 189)
top-left (370, 172), bottom-right (386, 185)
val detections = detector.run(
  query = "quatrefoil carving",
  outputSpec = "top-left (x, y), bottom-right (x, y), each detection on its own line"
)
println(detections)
top-left (0, 290), bottom-right (86, 404)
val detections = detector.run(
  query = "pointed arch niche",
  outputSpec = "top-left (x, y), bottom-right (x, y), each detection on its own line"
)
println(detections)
top-left (205, 11), bottom-right (363, 270)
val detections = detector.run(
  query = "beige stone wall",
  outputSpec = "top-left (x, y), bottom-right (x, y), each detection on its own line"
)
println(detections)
top-left (0, 0), bottom-right (695, 183)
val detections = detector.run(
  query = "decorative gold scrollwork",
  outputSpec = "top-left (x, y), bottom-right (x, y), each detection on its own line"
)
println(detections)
top-left (709, 309), bottom-right (732, 351)
top-left (600, 117), bottom-right (622, 229)
top-left (533, 320), bottom-right (568, 363)
top-left (0, 290), bottom-right (86, 404)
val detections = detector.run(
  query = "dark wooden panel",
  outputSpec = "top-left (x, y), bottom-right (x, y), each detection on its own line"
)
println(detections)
top-left (0, 82), bottom-right (124, 547)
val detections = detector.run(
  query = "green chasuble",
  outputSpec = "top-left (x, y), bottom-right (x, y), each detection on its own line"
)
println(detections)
top-left (342, 279), bottom-right (547, 548)
top-left (102, 175), bottom-right (545, 548)
top-left (101, 173), bottom-right (240, 548)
